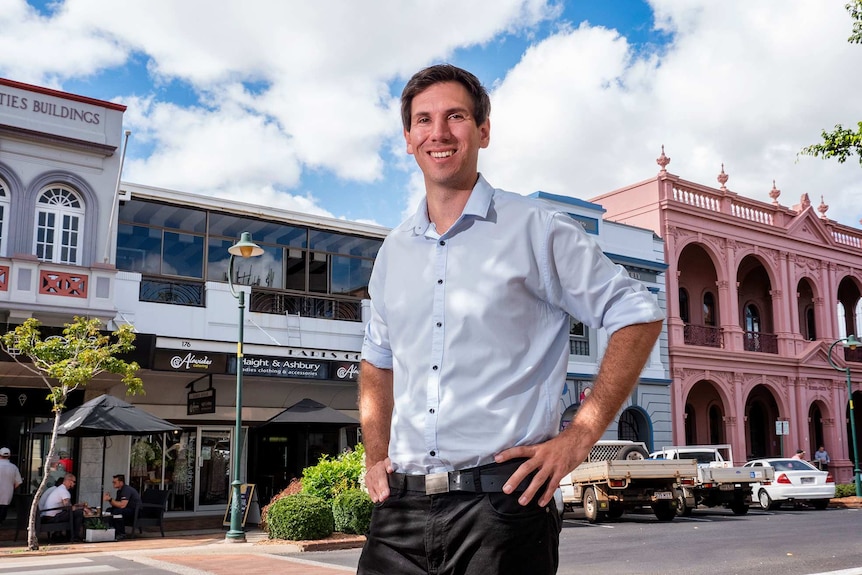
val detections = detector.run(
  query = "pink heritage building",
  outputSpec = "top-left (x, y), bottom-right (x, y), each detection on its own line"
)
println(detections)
top-left (592, 148), bottom-right (862, 484)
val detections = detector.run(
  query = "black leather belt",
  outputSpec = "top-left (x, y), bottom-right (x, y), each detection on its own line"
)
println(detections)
top-left (388, 458), bottom-right (532, 495)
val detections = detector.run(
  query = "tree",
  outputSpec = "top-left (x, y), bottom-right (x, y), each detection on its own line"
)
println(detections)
top-left (0, 317), bottom-right (142, 550)
top-left (799, 2), bottom-right (862, 165)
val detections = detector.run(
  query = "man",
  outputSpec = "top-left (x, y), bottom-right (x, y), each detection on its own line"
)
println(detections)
top-left (103, 474), bottom-right (141, 539)
top-left (792, 449), bottom-right (806, 460)
top-left (358, 64), bottom-right (664, 575)
top-left (0, 447), bottom-right (22, 524)
top-left (42, 473), bottom-right (85, 540)
top-left (814, 446), bottom-right (830, 470)
top-left (38, 476), bottom-right (66, 512)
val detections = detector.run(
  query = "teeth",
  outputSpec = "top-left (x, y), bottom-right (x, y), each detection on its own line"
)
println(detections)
top-left (431, 150), bottom-right (454, 158)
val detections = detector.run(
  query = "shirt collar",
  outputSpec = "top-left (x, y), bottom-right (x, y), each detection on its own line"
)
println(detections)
top-left (409, 174), bottom-right (494, 236)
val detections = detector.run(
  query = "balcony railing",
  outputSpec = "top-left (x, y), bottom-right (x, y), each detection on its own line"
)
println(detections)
top-left (250, 290), bottom-right (362, 322)
top-left (683, 324), bottom-right (722, 347)
top-left (743, 331), bottom-right (778, 354)
top-left (140, 278), bottom-right (205, 307)
top-left (569, 338), bottom-right (590, 356)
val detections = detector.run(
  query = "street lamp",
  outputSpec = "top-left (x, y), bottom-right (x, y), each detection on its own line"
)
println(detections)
top-left (225, 232), bottom-right (263, 542)
top-left (827, 334), bottom-right (862, 498)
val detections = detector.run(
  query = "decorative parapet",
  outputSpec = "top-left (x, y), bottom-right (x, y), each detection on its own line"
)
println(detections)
top-left (39, 269), bottom-right (87, 298)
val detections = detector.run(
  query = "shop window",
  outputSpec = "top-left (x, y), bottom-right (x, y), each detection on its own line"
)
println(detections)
top-left (34, 186), bottom-right (84, 265)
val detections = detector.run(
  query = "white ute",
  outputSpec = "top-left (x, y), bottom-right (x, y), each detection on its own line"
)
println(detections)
top-left (559, 440), bottom-right (698, 523)
top-left (648, 444), bottom-right (774, 516)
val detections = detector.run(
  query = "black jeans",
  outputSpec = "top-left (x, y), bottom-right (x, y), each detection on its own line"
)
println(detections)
top-left (107, 507), bottom-right (135, 535)
top-left (358, 488), bottom-right (561, 575)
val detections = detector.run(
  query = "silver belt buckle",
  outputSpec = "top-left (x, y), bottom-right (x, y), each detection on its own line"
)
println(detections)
top-left (425, 472), bottom-right (450, 495)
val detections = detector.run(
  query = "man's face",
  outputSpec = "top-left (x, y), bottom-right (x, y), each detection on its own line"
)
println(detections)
top-left (404, 81), bottom-right (490, 192)
top-left (112, 478), bottom-right (121, 489)
top-left (65, 476), bottom-right (76, 489)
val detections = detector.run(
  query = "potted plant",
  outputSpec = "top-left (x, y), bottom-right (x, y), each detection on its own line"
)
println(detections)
top-left (84, 516), bottom-right (115, 543)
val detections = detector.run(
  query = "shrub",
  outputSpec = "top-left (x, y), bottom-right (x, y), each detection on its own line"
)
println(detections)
top-left (265, 493), bottom-right (333, 541)
top-left (301, 444), bottom-right (365, 503)
top-left (834, 483), bottom-right (858, 498)
top-left (260, 477), bottom-right (303, 531)
top-left (332, 488), bottom-right (373, 534)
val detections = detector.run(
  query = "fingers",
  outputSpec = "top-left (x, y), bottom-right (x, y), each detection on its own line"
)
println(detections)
top-left (365, 459), bottom-right (392, 503)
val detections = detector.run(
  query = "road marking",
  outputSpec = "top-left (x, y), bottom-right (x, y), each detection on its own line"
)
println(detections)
top-left (808, 569), bottom-right (862, 575)
top-left (0, 556), bottom-right (94, 569)
top-left (0, 566), bottom-right (115, 575)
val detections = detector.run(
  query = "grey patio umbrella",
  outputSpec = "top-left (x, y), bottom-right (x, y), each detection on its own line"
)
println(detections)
top-left (258, 398), bottom-right (359, 468)
top-left (31, 394), bottom-right (180, 496)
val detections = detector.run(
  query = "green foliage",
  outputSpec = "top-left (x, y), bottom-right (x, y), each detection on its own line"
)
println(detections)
top-left (84, 517), bottom-right (111, 530)
top-left (799, 121), bottom-right (862, 166)
top-left (264, 493), bottom-right (333, 541)
top-left (332, 488), bottom-right (373, 534)
top-left (301, 444), bottom-right (365, 503)
top-left (848, 0), bottom-right (862, 44)
top-left (0, 317), bottom-right (143, 409)
top-left (800, 2), bottom-right (862, 164)
top-left (835, 483), bottom-right (859, 498)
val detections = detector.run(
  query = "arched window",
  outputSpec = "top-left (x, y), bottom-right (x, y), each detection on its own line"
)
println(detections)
top-left (0, 179), bottom-right (8, 257)
top-left (34, 186), bottom-right (84, 265)
top-left (679, 287), bottom-right (690, 323)
top-left (703, 291), bottom-right (716, 326)
top-left (745, 304), bottom-right (761, 333)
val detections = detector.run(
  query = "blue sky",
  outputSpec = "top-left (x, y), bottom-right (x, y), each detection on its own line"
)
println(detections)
top-left (1, 1), bottom-right (860, 230)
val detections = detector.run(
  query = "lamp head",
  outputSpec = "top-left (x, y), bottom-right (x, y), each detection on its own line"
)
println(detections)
top-left (228, 232), bottom-right (264, 259)
top-left (847, 334), bottom-right (861, 351)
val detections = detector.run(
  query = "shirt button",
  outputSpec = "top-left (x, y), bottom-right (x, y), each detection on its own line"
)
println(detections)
top-left (436, 322), bottom-right (442, 327)
top-left (429, 408), bottom-right (435, 414)
top-left (437, 279), bottom-right (443, 284)
top-left (432, 365), bottom-right (438, 371)
top-left (439, 240), bottom-right (446, 246)
top-left (430, 451), bottom-right (436, 457)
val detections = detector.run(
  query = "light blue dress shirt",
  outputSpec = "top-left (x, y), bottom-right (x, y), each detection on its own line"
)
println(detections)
top-left (362, 175), bottom-right (664, 474)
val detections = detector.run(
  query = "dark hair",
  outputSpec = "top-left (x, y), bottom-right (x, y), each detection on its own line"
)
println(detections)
top-left (400, 64), bottom-right (491, 131)
top-left (113, 474), bottom-right (126, 483)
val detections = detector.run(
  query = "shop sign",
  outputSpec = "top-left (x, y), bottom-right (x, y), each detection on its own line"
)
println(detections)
top-left (227, 355), bottom-right (328, 379)
top-left (331, 361), bottom-right (360, 381)
top-left (187, 388), bottom-right (216, 416)
top-left (154, 350), bottom-right (227, 373)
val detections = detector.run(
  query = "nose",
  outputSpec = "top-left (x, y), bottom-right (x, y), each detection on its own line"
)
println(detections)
top-left (429, 116), bottom-right (451, 141)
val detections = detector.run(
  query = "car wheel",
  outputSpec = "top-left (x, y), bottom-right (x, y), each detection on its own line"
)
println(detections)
top-left (583, 486), bottom-right (604, 523)
top-left (652, 501), bottom-right (676, 521)
top-left (617, 445), bottom-right (649, 460)
top-left (676, 490), bottom-right (692, 517)
top-left (607, 503), bottom-right (624, 519)
top-left (730, 501), bottom-right (749, 515)
top-left (811, 499), bottom-right (829, 510)
top-left (758, 489), bottom-right (777, 511)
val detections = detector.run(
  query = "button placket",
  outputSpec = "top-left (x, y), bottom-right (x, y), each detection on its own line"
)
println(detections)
top-left (425, 234), bottom-right (448, 463)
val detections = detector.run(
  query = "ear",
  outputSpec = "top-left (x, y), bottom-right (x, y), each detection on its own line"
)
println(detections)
top-left (404, 128), bottom-right (415, 156)
top-left (478, 118), bottom-right (490, 149)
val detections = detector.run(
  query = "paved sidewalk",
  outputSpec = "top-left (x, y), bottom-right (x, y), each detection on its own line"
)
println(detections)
top-left (0, 528), bottom-right (364, 575)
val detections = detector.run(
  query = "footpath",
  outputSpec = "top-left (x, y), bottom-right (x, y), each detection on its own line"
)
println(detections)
top-left (0, 527), bottom-right (366, 575)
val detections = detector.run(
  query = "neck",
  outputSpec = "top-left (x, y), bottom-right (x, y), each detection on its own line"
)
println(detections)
top-left (425, 175), bottom-right (477, 235)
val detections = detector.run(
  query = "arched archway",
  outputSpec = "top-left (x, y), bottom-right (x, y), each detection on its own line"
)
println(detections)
top-left (618, 407), bottom-right (652, 450)
top-left (807, 402), bottom-right (827, 455)
top-left (684, 380), bottom-right (725, 445)
top-left (745, 384), bottom-right (781, 458)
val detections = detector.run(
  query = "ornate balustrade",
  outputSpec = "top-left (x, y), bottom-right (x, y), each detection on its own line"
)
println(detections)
top-left (683, 324), bottom-right (722, 348)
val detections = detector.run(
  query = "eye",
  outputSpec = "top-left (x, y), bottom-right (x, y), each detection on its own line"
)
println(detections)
top-left (448, 113), bottom-right (465, 121)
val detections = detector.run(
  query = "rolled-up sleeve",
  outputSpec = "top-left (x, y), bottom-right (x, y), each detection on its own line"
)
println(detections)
top-left (362, 298), bottom-right (393, 369)
top-left (545, 212), bottom-right (665, 336)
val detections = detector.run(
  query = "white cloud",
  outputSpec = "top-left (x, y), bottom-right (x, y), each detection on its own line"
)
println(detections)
top-left (484, 0), bottom-right (862, 227)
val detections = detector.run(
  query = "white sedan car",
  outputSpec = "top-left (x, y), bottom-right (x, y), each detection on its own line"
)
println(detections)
top-left (743, 458), bottom-right (835, 510)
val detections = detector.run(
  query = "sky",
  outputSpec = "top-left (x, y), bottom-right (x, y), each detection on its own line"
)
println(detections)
top-left (1, 0), bottom-right (860, 231)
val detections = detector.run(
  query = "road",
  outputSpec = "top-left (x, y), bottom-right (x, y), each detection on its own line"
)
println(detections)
top-left (3, 507), bottom-right (860, 575)
top-left (296, 506), bottom-right (862, 575)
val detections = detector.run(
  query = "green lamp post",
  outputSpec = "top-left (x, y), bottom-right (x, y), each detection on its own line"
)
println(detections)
top-left (827, 334), bottom-right (862, 498)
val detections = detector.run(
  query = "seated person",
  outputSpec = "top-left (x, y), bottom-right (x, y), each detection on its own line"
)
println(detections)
top-left (103, 474), bottom-right (141, 539)
top-left (38, 476), bottom-right (66, 512)
top-left (41, 473), bottom-right (85, 541)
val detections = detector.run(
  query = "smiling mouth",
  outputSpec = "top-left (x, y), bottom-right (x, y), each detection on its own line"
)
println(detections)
top-left (430, 150), bottom-right (455, 158)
